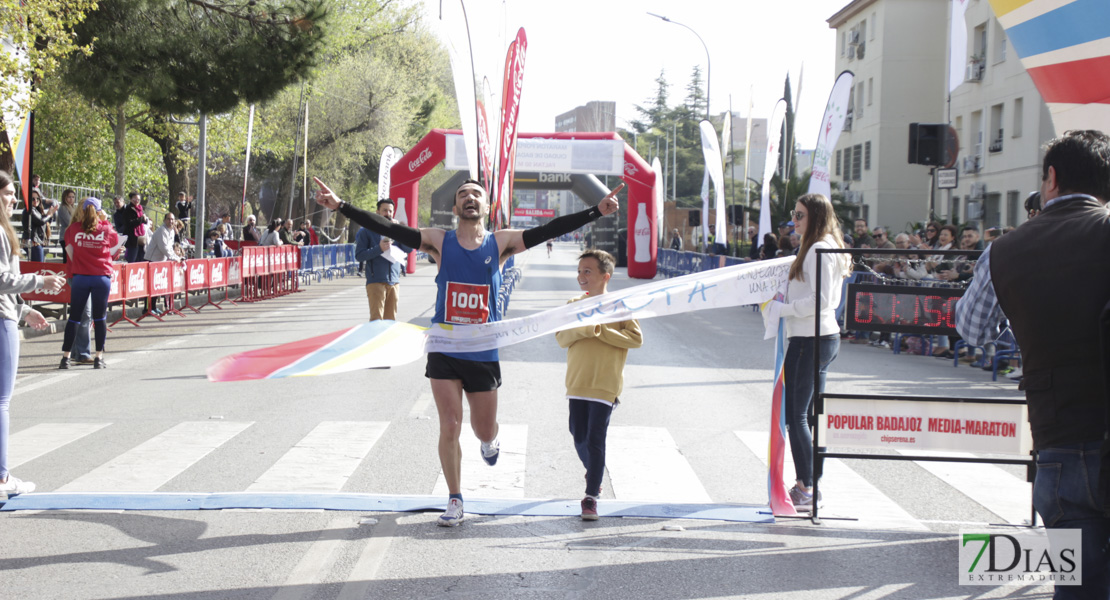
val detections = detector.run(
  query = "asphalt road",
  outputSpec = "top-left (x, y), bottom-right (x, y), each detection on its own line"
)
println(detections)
top-left (0, 242), bottom-right (1050, 599)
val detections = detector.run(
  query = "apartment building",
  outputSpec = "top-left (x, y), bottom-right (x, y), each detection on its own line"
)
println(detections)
top-left (828, 0), bottom-right (948, 232)
top-left (946, 0), bottom-right (1053, 229)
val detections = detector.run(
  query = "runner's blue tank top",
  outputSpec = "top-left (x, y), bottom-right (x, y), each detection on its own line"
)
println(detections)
top-left (432, 230), bottom-right (502, 362)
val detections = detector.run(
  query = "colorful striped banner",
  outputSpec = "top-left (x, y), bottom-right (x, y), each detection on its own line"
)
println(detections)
top-left (767, 315), bottom-right (798, 516)
top-left (988, 0), bottom-right (1110, 133)
top-left (208, 257), bottom-right (795, 382)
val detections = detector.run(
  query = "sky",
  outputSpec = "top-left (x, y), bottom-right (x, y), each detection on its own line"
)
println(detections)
top-left (420, 0), bottom-right (842, 151)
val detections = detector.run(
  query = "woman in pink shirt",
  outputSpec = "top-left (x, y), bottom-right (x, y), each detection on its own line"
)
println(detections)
top-left (59, 198), bottom-right (119, 370)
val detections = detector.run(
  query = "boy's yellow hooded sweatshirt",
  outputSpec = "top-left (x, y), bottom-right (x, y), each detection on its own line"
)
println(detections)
top-left (555, 294), bottom-right (643, 403)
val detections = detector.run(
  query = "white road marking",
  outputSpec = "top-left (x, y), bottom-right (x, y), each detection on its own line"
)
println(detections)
top-left (336, 515), bottom-right (400, 600)
top-left (58, 421), bottom-right (254, 492)
top-left (735, 430), bottom-right (928, 531)
top-left (248, 422), bottom-right (388, 492)
top-left (407, 392), bottom-right (433, 419)
top-left (432, 424), bottom-right (527, 498)
top-left (897, 449), bottom-right (1033, 524)
top-left (17, 372), bottom-right (81, 395)
top-left (606, 426), bottom-right (712, 503)
top-left (9, 423), bottom-right (112, 469)
top-left (270, 517), bottom-right (350, 600)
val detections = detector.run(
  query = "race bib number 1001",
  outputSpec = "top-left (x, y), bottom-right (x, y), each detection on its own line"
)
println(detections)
top-left (445, 281), bottom-right (491, 324)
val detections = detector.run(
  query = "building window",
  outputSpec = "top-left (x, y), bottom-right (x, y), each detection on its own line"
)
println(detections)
top-left (856, 83), bottom-right (865, 118)
top-left (841, 31), bottom-right (847, 56)
top-left (1006, 191), bottom-right (1019, 226)
top-left (865, 141), bottom-right (871, 170)
top-left (993, 20), bottom-right (1007, 63)
top-left (989, 103), bottom-right (1004, 153)
top-left (871, 12), bottom-right (877, 40)
top-left (951, 196), bottom-right (961, 222)
top-left (1012, 97), bottom-right (1023, 138)
top-left (867, 78), bottom-right (873, 105)
top-left (852, 144), bottom-right (863, 180)
top-left (859, 20), bottom-right (866, 44)
top-left (835, 149), bottom-right (842, 176)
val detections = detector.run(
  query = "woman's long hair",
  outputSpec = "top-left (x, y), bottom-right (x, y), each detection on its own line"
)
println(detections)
top-left (80, 203), bottom-right (100, 234)
top-left (0, 171), bottom-right (21, 256)
top-left (789, 193), bottom-right (848, 282)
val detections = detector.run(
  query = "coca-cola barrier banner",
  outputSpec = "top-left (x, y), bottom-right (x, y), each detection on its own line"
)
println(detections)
top-left (123, 263), bottom-right (148, 300)
top-left (19, 261), bottom-right (71, 303)
top-left (391, 130), bottom-right (658, 279)
top-left (149, 262), bottom-right (173, 296)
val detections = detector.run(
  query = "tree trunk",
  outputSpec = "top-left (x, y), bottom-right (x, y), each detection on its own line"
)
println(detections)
top-left (112, 105), bottom-right (127, 197)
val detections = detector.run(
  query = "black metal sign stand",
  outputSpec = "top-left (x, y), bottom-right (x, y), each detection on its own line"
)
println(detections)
top-left (808, 248), bottom-right (1036, 527)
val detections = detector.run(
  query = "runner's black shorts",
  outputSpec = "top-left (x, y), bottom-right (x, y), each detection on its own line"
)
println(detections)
top-left (425, 352), bottom-right (502, 393)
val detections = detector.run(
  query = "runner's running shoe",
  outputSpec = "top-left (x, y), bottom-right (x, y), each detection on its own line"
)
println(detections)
top-left (437, 498), bottom-right (464, 527)
top-left (481, 439), bottom-right (500, 466)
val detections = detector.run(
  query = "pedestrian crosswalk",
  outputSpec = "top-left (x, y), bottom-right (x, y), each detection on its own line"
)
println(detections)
top-left (6, 420), bottom-right (1033, 529)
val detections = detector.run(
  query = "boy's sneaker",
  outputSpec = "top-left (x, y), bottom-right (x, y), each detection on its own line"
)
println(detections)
top-left (480, 439), bottom-right (500, 466)
top-left (789, 485), bottom-right (822, 512)
top-left (94, 357), bottom-right (106, 369)
top-left (58, 356), bottom-right (70, 370)
top-left (437, 498), bottom-right (464, 527)
top-left (580, 496), bottom-right (599, 521)
top-left (0, 475), bottom-right (36, 498)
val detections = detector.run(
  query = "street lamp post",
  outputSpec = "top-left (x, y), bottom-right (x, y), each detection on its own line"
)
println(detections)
top-left (647, 12), bottom-right (710, 120)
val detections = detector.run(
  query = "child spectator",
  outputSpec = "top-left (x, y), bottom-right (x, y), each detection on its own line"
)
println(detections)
top-left (555, 249), bottom-right (643, 521)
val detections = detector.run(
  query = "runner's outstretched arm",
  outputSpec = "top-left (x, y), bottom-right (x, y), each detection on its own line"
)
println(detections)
top-left (313, 177), bottom-right (424, 250)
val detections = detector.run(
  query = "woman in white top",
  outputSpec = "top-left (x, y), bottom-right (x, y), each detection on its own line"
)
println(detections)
top-left (765, 193), bottom-right (850, 511)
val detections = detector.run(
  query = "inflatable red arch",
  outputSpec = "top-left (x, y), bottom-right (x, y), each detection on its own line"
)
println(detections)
top-left (388, 129), bottom-right (658, 279)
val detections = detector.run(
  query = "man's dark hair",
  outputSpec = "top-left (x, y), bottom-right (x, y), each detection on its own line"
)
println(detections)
top-left (578, 248), bottom-right (615, 275)
top-left (178, 191), bottom-right (187, 197)
top-left (376, 198), bottom-right (396, 209)
top-left (960, 225), bottom-right (980, 234)
top-left (1041, 130), bottom-right (1110, 199)
top-left (457, 178), bottom-right (485, 194)
top-left (128, 191), bottom-right (141, 201)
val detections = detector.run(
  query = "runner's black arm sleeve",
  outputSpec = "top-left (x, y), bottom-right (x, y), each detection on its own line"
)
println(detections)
top-left (521, 206), bottom-right (604, 249)
top-left (337, 201), bottom-right (423, 249)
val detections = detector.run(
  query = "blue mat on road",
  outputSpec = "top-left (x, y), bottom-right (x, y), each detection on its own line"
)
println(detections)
top-left (0, 492), bottom-right (773, 523)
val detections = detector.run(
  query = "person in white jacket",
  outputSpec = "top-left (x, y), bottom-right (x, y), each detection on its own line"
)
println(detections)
top-left (763, 193), bottom-right (851, 512)
top-left (145, 213), bottom-right (185, 264)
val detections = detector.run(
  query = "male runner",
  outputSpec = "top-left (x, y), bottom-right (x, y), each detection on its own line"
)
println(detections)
top-left (315, 176), bottom-right (621, 526)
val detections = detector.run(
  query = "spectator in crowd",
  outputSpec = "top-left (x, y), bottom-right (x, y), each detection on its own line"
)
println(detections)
top-left (890, 233), bottom-right (927, 280)
top-left (762, 193), bottom-right (851, 511)
top-left (242, 215), bottom-right (260, 243)
top-left (919, 221), bottom-right (942, 249)
top-left (777, 221), bottom-right (791, 242)
top-left (205, 229), bottom-right (229, 258)
top-left (21, 190), bottom-right (56, 262)
top-left (959, 226), bottom-right (983, 251)
top-left (871, 227), bottom-right (895, 250)
top-left (174, 191), bottom-right (192, 223)
top-left (279, 219), bottom-right (302, 246)
top-left (788, 232), bottom-right (800, 254)
top-left (55, 190), bottom-right (78, 264)
top-left (0, 171), bottom-right (65, 496)
top-left (260, 219), bottom-right (283, 246)
top-left (173, 219), bottom-right (186, 245)
top-left (146, 213), bottom-right (185, 264)
top-left (215, 223), bottom-right (230, 241)
top-left (121, 192), bottom-right (148, 263)
top-left (297, 222), bottom-right (314, 246)
top-left (669, 228), bottom-right (683, 251)
top-left (555, 248), bottom-right (642, 521)
top-left (306, 222), bottom-right (319, 246)
top-left (851, 218), bottom-right (874, 249)
top-left (29, 174), bottom-right (41, 193)
top-left (778, 224), bottom-right (794, 257)
top-left (111, 196), bottom-right (127, 235)
top-left (60, 197), bottom-right (119, 370)
top-left (983, 227), bottom-right (1001, 244)
top-left (1024, 191), bottom-right (1042, 220)
top-left (354, 199), bottom-right (412, 321)
top-left (760, 233), bottom-right (779, 260)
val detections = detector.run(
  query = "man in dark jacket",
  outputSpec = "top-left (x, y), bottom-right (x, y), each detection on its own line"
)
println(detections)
top-left (957, 130), bottom-right (1110, 596)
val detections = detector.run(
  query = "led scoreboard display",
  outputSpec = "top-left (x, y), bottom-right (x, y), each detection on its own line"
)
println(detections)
top-left (846, 284), bottom-right (962, 336)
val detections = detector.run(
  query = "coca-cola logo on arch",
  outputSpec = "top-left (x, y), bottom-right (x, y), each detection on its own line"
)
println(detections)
top-left (408, 148), bottom-right (433, 172)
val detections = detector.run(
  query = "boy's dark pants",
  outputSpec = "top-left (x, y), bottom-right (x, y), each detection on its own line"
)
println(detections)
top-left (569, 399), bottom-right (614, 497)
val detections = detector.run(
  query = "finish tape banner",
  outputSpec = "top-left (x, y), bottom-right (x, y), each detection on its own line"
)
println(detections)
top-left (208, 257), bottom-right (794, 381)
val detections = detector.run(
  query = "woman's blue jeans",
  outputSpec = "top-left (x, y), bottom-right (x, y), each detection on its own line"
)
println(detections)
top-left (783, 335), bottom-right (839, 488)
top-left (0, 319), bottom-right (19, 480)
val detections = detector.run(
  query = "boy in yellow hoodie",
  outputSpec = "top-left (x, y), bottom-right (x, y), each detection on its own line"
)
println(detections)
top-left (555, 249), bottom-right (643, 520)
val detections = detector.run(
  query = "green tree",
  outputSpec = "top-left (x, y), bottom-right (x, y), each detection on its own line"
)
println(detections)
top-left (0, 0), bottom-right (98, 115)
top-left (684, 65), bottom-right (706, 116)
